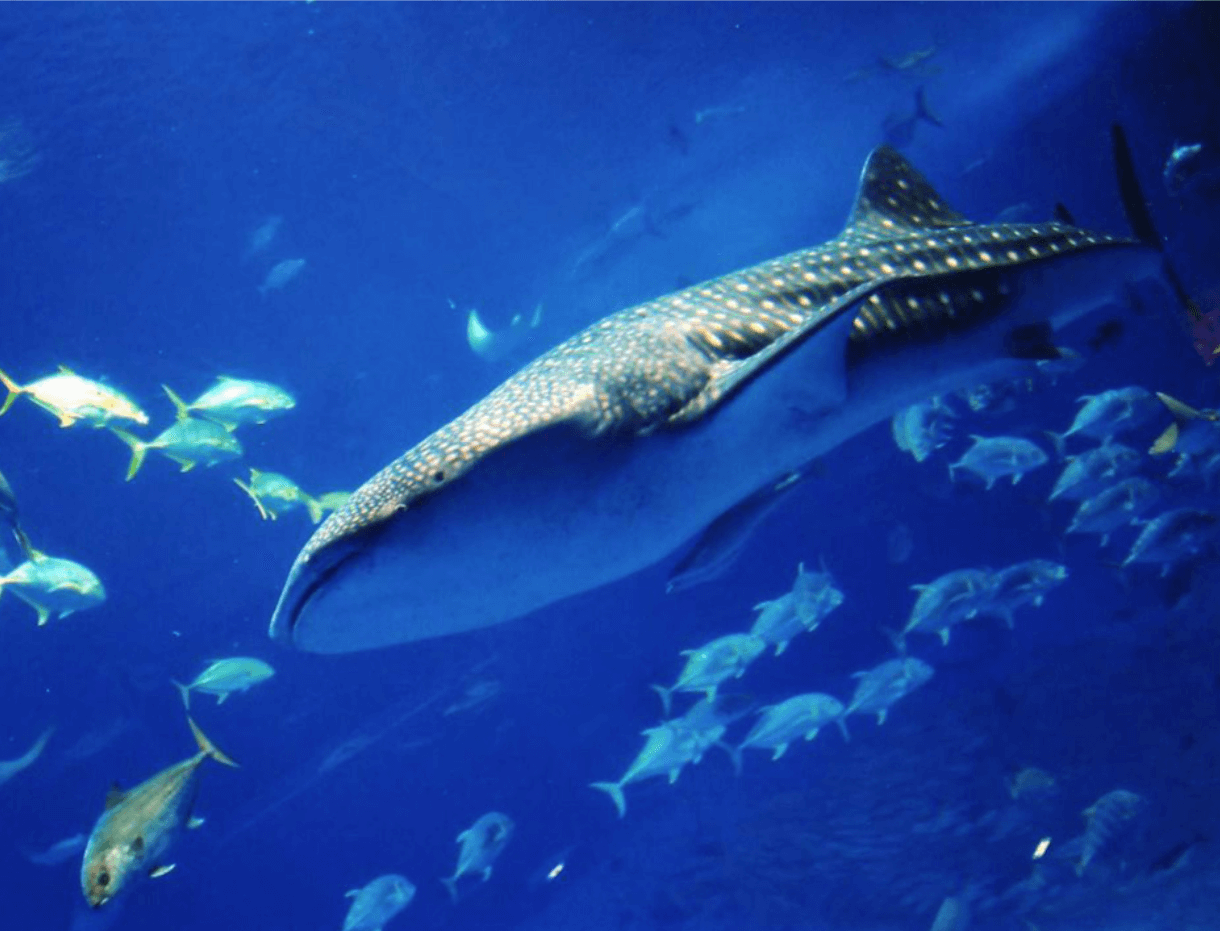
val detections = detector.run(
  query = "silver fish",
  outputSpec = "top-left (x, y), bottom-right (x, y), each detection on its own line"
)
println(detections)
top-left (1077, 788), bottom-right (1146, 875)
top-left (23, 832), bottom-right (87, 867)
top-left (81, 718), bottom-right (236, 908)
top-left (1048, 441), bottom-right (1142, 501)
top-left (948, 434), bottom-right (1047, 489)
top-left (342, 874), bottom-right (415, 931)
top-left (1122, 508), bottom-right (1219, 574)
top-left (258, 258), bottom-right (306, 296)
top-left (441, 812), bottom-right (513, 901)
top-left (0, 726), bottom-right (54, 786)
top-left (271, 138), bottom-right (1167, 654)
top-left (1066, 476), bottom-right (1160, 546)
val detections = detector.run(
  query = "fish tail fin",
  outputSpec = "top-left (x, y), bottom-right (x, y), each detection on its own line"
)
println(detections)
top-left (110, 429), bottom-right (147, 481)
top-left (173, 680), bottom-right (191, 710)
top-left (590, 781), bottom-right (627, 818)
top-left (303, 494), bottom-right (325, 525)
top-left (1111, 124), bottom-right (1204, 328)
top-left (650, 684), bottom-right (673, 716)
top-left (187, 716), bottom-right (239, 768)
top-left (0, 367), bottom-right (24, 415)
top-left (914, 86), bottom-right (943, 128)
top-left (835, 716), bottom-right (852, 742)
top-left (441, 876), bottom-right (460, 903)
top-left (161, 384), bottom-right (191, 421)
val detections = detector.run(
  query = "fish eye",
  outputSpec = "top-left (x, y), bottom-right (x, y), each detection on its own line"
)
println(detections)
top-left (97, 870), bottom-right (110, 888)
top-left (433, 470), bottom-right (445, 483)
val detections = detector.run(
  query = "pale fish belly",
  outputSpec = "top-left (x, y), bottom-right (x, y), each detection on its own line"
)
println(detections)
top-left (279, 244), bottom-right (1158, 653)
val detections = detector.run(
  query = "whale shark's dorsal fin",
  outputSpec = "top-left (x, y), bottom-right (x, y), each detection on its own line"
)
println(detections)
top-left (845, 145), bottom-right (969, 239)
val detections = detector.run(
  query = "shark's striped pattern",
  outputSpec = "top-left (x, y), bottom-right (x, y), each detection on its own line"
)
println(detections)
top-left (294, 146), bottom-right (1133, 569)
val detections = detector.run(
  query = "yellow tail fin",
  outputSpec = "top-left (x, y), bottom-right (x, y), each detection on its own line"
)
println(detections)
top-left (233, 478), bottom-right (270, 520)
top-left (161, 385), bottom-right (192, 421)
top-left (110, 429), bottom-right (148, 481)
top-left (0, 367), bottom-right (24, 416)
top-left (187, 716), bottom-right (239, 768)
top-left (303, 494), bottom-right (324, 525)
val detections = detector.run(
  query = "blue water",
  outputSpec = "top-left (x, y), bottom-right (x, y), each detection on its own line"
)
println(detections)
top-left (2, 3), bottom-right (1219, 930)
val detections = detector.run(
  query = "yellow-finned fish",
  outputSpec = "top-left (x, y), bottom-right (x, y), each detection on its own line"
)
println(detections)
top-left (162, 378), bottom-right (295, 430)
top-left (111, 420), bottom-right (243, 481)
top-left (0, 553), bottom-right (105, 626)
top-left (234, 469), bottom-right (323, 523)
top-left (0, 366), bottom-right (147, 428)
top-left (81, 717), bottom-right (237, 909)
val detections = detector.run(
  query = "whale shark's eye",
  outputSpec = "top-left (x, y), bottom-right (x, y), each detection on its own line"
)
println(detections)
top-left (433, 470), bottom-right (445, 483)
top-left (97, 871), bottom-right (110, 888)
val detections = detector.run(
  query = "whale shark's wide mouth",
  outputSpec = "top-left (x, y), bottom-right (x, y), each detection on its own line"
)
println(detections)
top-left (269, 532), bottom-right (369, 650)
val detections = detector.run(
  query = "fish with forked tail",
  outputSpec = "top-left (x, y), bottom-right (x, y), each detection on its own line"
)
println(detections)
top-left (270, 127), bottom-right (1188, 655)
top-left (81, 717), bottom-right (237, 908)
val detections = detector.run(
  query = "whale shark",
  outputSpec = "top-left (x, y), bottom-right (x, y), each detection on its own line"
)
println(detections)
top-left (271, 133), bottom-right (1169, 653)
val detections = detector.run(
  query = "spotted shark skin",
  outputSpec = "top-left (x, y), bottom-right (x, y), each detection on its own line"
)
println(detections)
top-left (271, 145), bottom-right (1159, 653)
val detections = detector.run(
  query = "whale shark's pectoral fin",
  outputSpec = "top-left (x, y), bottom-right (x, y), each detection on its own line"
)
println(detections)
top-left (667, 279), bottom-right (889, 427)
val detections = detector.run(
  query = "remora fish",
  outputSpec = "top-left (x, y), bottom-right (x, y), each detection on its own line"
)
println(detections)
top-left (271, 130), bottom-right (1172, 654)
top-left (81, 717), bottom-right (237, 908)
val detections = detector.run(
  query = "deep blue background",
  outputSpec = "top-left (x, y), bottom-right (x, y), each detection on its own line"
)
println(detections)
top-left (1, 4), bottom-right (1218, 930)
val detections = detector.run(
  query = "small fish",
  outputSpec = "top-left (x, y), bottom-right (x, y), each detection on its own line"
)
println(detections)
top-left (81, 717), bottom-right (237, 908)
top-left (0, 554), bottom-right (105, 626)
top-left (985, 559), bottom-right (1067, 627)
top-left (949, 435), bottom-right (1048, 490)
top-left (258, 258), bottom-right (306, 296)
top-left (749, 561), bottom-right (844, 655)
top-left (243, 215), bottom-right (282, 260)
top-left (234, 469), bottom-right (324, 523)
top-left (342, 874), bottom-right (416, 931)
top-left (738, 693), bottom-right (849, 762)
top-left (1077, 788), bottom-right (1146, 875)
top-left (1163, 142), bottom-right (1205, 197)
top-left (693, 103), bottom-right (747, 125)
top-left (1054, 387), bottom-right (1160, 447)
top-left (882, 86), bottom-right (942, 149)
top-left (173, 657), bottom-right (275, 709)
top-left (0, 366), bottom-right (148, 429)
top-left (1035, 346), bottom-right (1086, 382)
top-left (0, 466), bottom-right (35, 558)
top-left (590, 722), bottom-right (703, 818)
top-left (878, 45), bottom-right (938, 73)
top-left (464, 303), bottom-right (544, 362)
top-left (890, 568), bottom-right (991, 649)
top-left (892, 396), bottom-right (957, 462)
top-left (1122, 508), bottom-right (1219, 574)
top-left (652, 633), bottom-right (766, 715)
top-left (441, 812), bottom-right (514, 901)
top-left (1047, 442), bottom-right (1141, 501)
top-left (846, 657), bottom-right (934, 725)
top-left (1066, 477), bottom-right (1160, 546)
top-left (1007, 766), bottom-right (1057, 800)
top-left (23, 832), bottom-right (87, 867)
top-left (112, 419), bottom-right (243, 481)
top-left (0, 726), bottom-right (54, 786)
top-left (162, 378), bottom-right (296, 430)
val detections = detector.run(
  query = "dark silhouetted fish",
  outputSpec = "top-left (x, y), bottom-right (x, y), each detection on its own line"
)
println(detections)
top-left (270, 135), bottom-right (1175, 654)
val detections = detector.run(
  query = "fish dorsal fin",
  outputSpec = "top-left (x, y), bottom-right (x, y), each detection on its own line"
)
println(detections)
top-left (844, 145), bottom-right (969, 240)
top-left (105, 783), bottom-right (126, 809)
